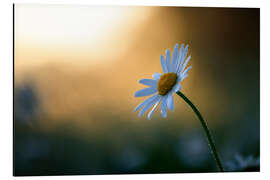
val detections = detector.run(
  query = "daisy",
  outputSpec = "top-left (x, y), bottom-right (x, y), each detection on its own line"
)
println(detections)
top-left (134, 43), bottom-right (191, 119)
top-left (134, 43), bottom-right (224, 172)
top-left (225, 154), bottom-right (260, 172)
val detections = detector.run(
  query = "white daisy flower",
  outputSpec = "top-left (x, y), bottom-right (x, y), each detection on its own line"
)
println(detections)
top-left (134, 43), bottom-right (192, 119)
top-left (225, 154), bottom-right (260, 171)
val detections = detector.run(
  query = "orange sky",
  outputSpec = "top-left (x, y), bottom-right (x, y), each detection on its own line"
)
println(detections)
top-left (15, 4), bottom-right (155, 68)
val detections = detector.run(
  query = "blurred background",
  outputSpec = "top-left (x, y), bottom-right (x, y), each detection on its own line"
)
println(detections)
top-left (14, 5), bottom-right (259, 175)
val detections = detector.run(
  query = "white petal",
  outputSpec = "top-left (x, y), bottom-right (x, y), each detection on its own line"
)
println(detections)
top-left (177, 44), bottom-right (189, 73)
top-left (152, 73), bottom-right (162, 80)
top-left (134, 94), bottom-right (159, 112)
top-left (134, 87), bottom-right (157, 97)
top-left (167, 92), bottom-right (174, 111)
top-left (172, 84), bottom-right (181, 92)
top-left (182, 44), bottom-right (189, 61)
top-left (179, 55), bottom-right (191, 74)
top-left (171, 44), bottom-right (179, 73)
top-left (139, 79), bottom-right (157, 87)
top-left (160, 55), bottom-right (168, 73)
top-left (147, 97), bottom-right (161, 120)
top-left (176, 75), bottom-right (182, 84)
top-left (180, 73), bottom-right (188, 82)
top-left (139, 95), bottom-right (161, 117)
top-left (176, 44), bottom-right (184, 72)
top-left (165, 49), bottom-right (171, 72)
top-left (180, 66), bottom-right (192, 78)
top-left (161, 96), bottom-right (168, 118)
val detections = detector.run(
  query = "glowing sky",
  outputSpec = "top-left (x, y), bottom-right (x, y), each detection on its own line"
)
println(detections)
top-left (15, 4), bottom-right (154, 67)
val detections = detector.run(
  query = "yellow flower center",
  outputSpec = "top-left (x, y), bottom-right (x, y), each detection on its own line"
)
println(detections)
top-left (157, 72), bottom-right (177, 96)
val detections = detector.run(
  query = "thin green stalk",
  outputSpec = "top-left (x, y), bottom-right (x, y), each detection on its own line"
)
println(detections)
top-left (176, 91), bottom-right (224, 172)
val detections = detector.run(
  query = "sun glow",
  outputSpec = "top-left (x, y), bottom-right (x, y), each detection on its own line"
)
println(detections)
top-left (15, 5), bottom-right (153, 67)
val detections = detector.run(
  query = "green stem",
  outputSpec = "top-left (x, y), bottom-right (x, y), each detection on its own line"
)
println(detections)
top-left (176, 91), bottom-right (224, 172)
